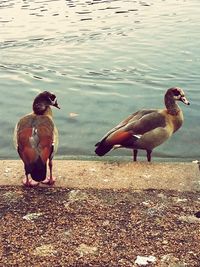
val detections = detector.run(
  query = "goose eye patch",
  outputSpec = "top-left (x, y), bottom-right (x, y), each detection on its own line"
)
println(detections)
top-left (173, 89), bottom-right (181, 96)
top-left (49, 94), bottom-right (56, 101)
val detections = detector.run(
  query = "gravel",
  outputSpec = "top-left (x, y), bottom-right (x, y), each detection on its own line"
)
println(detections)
top-left (0, 186), bottom-right (199, 266)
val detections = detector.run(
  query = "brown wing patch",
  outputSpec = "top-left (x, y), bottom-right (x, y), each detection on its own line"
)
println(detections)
top-left (38, 128), bottom-right (53, 163)
top-left (96, 110), bottom-right (158, 145)
top-left (17, 128), bottom-right (37, 164)
top-left (40, 147), bottom-right (52, 163)
top-left (22, 147), bottom-right (37, 164)
top-left (125, 112), bottom-right (166, 135)
top-left (17, 115), bottom-right (54, 165)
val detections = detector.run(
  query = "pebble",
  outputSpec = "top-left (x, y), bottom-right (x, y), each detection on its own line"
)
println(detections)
top-left (102, 220), bottom-right (110, 226)
top-left (176, 198), bottom-right (188, 203)
top-left (135, 255), bottom-right (156, 265)
top-left (23, 212), bottom-right (43, 221)
top-left (142, 201), bottom-right (151, 207)
top-left (178, 215), bottom-right (200, 224)
top-left (33, 244), bottom-right (56, 257)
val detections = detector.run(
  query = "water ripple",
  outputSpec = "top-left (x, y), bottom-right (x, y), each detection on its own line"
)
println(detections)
top-left (0, 0), bottom-right (200, 159)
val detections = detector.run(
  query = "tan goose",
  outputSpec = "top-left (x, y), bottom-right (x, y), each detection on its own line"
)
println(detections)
top-left (95, 87), bottom-right (190, 161)
top-left (14, 91), bottom-right (60, 186)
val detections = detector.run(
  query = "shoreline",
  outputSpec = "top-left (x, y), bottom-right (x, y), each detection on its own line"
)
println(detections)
top-left (1, 160), bottom-right (199, 191)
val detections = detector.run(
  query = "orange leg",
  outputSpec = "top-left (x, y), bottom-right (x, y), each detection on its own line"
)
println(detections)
top-left (23, 174), bottom-right (39, 187)
top-left (42, 159), bottom-right (56, 185)
top-left (48, 159), bottom-right (56, 185)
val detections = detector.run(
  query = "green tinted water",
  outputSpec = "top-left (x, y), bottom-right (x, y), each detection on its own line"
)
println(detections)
top-left (0, 0), bottom-right (199, 160)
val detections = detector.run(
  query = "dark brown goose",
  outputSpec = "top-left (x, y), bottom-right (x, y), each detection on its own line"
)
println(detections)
top-left (95, 87), bottom-right (190, 161)
top-left (14, 91), bottom-right (60, 186)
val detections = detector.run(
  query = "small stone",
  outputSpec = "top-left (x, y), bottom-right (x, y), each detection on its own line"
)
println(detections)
top-left (192, 160), bottom-right (199, 164)
top-left (77, 243), bottom-right (98, 257)
top-left (23, 212), bottom-right (43, 221)
top-left (33, 244), bottom-right (56, 257)
top-left (178, 215), bottom-right (200, 224)
top-left (177, 198), bottom-right (188, 203)
top-left (102, 220), bottom-right (110, 226)
top-left (135, 255), bottom-right (156, 265)
top-left (174, 198), bottom-right (188, 203)
top-left (142, 201), bottom-right (151, 207)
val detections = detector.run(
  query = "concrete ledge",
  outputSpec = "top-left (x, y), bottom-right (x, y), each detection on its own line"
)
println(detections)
top-left (0, 160), bottom-right (199, 191)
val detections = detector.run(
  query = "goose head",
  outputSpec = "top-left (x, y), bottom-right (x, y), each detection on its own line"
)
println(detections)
top-left (166, 87), bottom-right (190, 105)
top-left (33, 91), bottom-right (60, 115)
top-left (164, 87), bottom-right (190, 115)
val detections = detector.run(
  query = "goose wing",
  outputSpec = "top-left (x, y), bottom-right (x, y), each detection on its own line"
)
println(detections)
top-left (95, 109), bottom-right (159, 146)
top-left (103, 110), bottom-right (167, 145)
top-left (16, 114), bottom-right (55, 164)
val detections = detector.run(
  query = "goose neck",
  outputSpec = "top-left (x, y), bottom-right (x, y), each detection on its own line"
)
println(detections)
top-left (33, 102), bottom-right (52, 116)
top-left (165, 93), bottom-right (180, 115)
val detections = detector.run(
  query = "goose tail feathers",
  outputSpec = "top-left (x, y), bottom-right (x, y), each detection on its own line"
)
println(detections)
top-left (25, 157), bottom-right (47, 182)
top-left (95, 141), bottom-right (113, 156)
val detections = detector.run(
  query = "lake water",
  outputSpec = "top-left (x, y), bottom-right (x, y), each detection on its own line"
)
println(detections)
top-left (0, 0), bottom-right (200, 161)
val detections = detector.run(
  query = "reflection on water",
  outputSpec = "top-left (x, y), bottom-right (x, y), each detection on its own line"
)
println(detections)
top-left (0, 0), bottom-right (200, 160)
